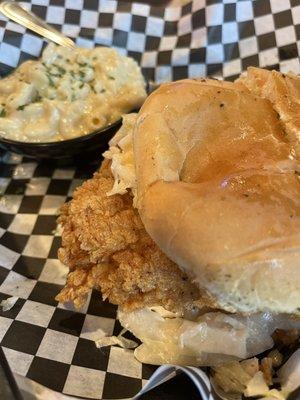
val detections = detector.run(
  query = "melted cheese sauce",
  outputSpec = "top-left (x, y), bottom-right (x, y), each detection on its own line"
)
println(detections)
top-left (0, 43), bottom-right (146, 142)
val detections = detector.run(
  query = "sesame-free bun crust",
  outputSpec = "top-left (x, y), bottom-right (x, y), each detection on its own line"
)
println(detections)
top-left (134, 79), bottom-right (300, 315)
top-left (237, 67), bottom-right (300, 157)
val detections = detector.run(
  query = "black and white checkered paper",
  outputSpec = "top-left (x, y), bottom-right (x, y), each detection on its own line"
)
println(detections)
top-left (0, 0), bottom-right (300, 399)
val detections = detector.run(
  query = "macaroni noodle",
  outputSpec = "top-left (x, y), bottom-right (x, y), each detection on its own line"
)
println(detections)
top-left (0, 43), bottom-right (146, 142)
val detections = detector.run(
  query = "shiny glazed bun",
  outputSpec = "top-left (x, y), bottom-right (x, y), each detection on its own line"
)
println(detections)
top-left (237, 67), bottom-right (300, 157)
top-left (134, 79), bottom-right (300, 315)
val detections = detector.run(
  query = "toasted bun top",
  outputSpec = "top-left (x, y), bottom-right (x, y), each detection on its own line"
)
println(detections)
top-left (236, 67), bottom-right (300, 157)
top-left (134, 78), bottom-right (300, 315)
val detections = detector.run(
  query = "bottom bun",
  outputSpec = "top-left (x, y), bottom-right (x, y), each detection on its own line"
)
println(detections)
top-left (118, 308), bottom-right (300, 367)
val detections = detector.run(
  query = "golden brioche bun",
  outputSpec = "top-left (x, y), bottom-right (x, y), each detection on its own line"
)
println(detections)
top-left (134, 79), bottom-right (300, 315)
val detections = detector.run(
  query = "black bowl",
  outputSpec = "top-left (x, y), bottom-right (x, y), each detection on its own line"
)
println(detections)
top-left (0, 119), bottom-right (122, 164)
top-left (0, 81), bottom-right (156, 164)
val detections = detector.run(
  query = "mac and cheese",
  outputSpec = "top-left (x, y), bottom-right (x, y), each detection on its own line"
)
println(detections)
top-left (0, 43), bottom-right (146, 142)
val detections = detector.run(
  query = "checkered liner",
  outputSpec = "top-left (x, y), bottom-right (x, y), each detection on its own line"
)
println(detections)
top-left (0, 0), bottom-right (299, 399)
top-left (0, 0), bottom-right (300, 81)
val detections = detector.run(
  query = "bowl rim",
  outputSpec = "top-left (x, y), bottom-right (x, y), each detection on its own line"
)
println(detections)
top-left (0, 118), bottom-right (122, 148)
top-left (0, 78), bottom-right (151, 149)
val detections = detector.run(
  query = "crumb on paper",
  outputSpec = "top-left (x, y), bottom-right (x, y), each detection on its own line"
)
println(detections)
top-left (212, 359), bottom-right (259, 394)
top-left (95, 329), bottom-right (138, 350)
top-left (261, 357), bottom-right (273, 386)
top-left (51, 226), bottom-right (60, 235)
top-left (244, 371), bottom-right (270, 398)
top-left (0, 296), bottom-right (19, 311)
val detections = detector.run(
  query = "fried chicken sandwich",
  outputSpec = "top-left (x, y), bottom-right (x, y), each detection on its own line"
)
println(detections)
top-left (57, 68), bottom-right (300, 379)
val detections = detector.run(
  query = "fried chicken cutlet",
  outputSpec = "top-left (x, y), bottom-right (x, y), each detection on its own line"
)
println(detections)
top-left (56, 159), bottom-right (213, 314)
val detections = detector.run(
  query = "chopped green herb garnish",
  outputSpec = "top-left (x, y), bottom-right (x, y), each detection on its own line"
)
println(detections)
top-left (79, 82), bottom-right (84, 89)
top-left (56, 65), bottom-right (66, 74)
top-left (101, 89), bottom-right (106, 93)
top-left (71, 93), bottom-right (76, 101)
top-left (0, 108), bottom-right (6, 117)
top-left (108, 76), bottom-right (115, 80)
top-left (91, 86), bottom-right (96, 93)
top-left (47, 74), bottom-right (56, 87)
top-left (17, 105), bottom-right (26, 111)
top-left (78, 62), bottom-right (88, 67)
top-left (79, 70), bottom-right (85, 79)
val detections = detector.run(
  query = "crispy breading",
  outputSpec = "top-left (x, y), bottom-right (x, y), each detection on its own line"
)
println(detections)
top-left (56, 161), bottom-right (214, 313)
